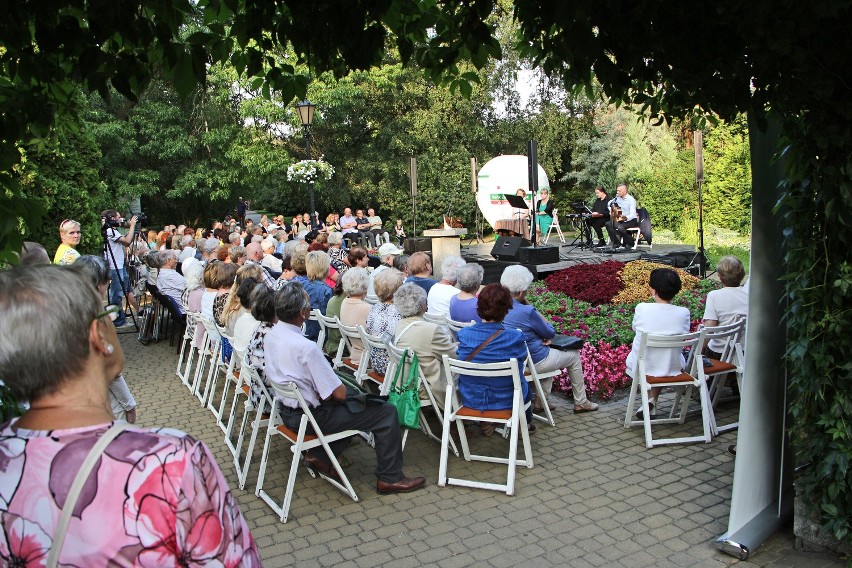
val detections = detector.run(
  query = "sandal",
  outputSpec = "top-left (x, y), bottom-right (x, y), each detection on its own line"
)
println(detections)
top-left (573, 402), bottom-right (599, 414)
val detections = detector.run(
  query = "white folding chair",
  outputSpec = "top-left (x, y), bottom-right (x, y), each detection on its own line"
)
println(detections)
top-left (213, 332), bottom-right (242, 433)
top-left (358, 326), bottom-right (390, 393)
top-left (623, 330), bottom-right (712, 448)
top-left (232, 361), bottom-right (274, 490)
top-left (626, 227), bottom-right (652, 250)
top-left (524, 347), bottom-right (557, 427)
top-left (691, 318), bottom-right (746, 434)
top-left (307, 310), bottom-right (323, 347)
top-left (224, 347), bottom-right (252, 460)
top-left (439, 355), bottom-right (533, 495)
top-left (385, 341), bottom-right (458, 456)
top-left (337, 319), bottom-right (371, 385)
top-left (176, 311), bottom-right (198, 387)
top-left (445, 318), bottom-right (475, 342)
top-left (315, 311), bottom-right (345, 365)
top-left (543, 208), bottom-right (566, 244)
top-left (256, 381), bottom-right (360, 523)
top-left (193, 315), bottom-right (224, 407)
top-left (423, 312), bottom-right (447, 325)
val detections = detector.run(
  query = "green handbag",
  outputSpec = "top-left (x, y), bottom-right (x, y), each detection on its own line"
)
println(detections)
top-left (388, 350), bottom-right (422, 430)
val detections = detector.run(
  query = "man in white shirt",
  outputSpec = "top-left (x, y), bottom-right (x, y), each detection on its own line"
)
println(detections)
top-left (265, 283), bottom-right (426, 494)
top-left (156, 250), bottom-right (187, 314)
top-left (260, 238), bottom-right (283, 273)
top-left (426, 256), bottom-right (467, 317)
top-left (605, 184), bottom-right (640, 250)
top-left (101, 209), bottom-right (138, 326)
top-left (178, 235), bottom-right (196, 262)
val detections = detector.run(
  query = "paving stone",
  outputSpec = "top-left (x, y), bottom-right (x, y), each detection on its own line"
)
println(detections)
top-left (119, 333), bottom-right (846, 568)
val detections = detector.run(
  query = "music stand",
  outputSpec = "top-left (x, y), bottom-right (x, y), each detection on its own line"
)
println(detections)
top-left (503, 193), bottom-right (531, 241)
top-left (565, 202), bottom-right (593, 249)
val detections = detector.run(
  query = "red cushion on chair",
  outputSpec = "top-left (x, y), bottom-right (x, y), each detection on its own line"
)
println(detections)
top-left (456, 406), bottom-right (513, 420)
top-left (646, 372), bottom-right (695, 385)
top-left (366, 371), bottom-right (384, 383)
top-left (276, 424), bottom-right (318, 443)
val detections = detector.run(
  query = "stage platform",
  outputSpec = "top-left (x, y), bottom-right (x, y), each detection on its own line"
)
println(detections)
top-left (459, 240), bottom-right (699, 283)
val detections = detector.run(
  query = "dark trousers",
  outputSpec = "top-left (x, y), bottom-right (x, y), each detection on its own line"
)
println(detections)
top-left (605, 218), bottom-right (639, 246)
top-left (280, 401), bottom-right (404, 483)
top-left (587, 217), bottom-right (608, 241)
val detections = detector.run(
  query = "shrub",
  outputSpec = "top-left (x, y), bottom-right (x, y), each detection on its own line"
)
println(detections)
top-left (544, 260), bottom-right (626, 305)
top-left (612, 260), bottom-right (700, 304)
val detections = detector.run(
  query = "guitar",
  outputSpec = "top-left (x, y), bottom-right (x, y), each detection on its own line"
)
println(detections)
top-left (610, 203), bottom-right (626, 223)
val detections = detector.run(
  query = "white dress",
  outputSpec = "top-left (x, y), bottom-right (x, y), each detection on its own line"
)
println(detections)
top-left (625, 302), bottom-right (691, 377)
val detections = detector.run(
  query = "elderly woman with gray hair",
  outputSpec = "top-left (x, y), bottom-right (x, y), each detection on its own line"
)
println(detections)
top-left (449, 263), bottom-right (484, 323)
top-left (426, 255), bottom-right (467, 317)
top-left (501, 265), bottom-right (599, 414)
top-left (393, 283), bottom-right (457, 409)
top-left (367, 268), bottom-right (405, 374)
top-left (0, 265), bottom-right (260, 565)
top-left (339, 267), bottom-right (371, 361)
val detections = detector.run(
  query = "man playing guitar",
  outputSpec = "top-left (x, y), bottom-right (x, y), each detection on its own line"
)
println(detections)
top-left (605, 184), bottom-right (639, 249)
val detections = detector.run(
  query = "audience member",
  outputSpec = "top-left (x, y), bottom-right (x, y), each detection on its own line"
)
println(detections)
top-left (426, 256), bottom-right (466, 316)
top-left (702, 256), bottom-right (749, 358)
top-left (366, 268), bottom-right (405, 375)
top-left (220, 263), bottom-right (265, 337)
top-left (393, 283), bottom-right (457, 409)
top-left (303, 250), bottom-right (333, 341)
top-left (55, 219), bottom-right (82, 265)
top-left (368, 242), bottom-right (403, 296)
top-left (450, 263), bottom-right (484, 323)
top-left (339, 268), bottom-right (371, 361)
top-left (265, 282), bottom-right (426, 494)
top-left (501, 265), bottom-right (598, 414)
top-left (625, 268), bottom-right (691, 419)
top-left (156, 249), bottom-right (187, 314)
top-left (404, 252), bottom-right (436, 293)
top-left (19, 241), bottom-right (50, 265)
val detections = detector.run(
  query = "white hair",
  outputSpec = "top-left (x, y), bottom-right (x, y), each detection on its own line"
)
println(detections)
top-left (182, 258), bottom-right (205, 291)
top-left (342, 267), bottom-right (369, 297)
top-left (203, 238), bottom-right (220, 254)
top-left (393, 283), bottom-right (427, 318)
top-left (440, 256), bottom-right (467, 283)
top-left (500, 265), bottom-right (534, 294)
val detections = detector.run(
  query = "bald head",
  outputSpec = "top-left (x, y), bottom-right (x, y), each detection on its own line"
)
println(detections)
top-left (245, 242), bottom-right (264, 262)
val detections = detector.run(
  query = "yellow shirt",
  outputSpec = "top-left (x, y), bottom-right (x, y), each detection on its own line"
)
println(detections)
top-left (53, 243), bottom-right (80, 265)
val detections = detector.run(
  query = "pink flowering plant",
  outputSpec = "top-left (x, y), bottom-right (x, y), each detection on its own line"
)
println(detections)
top-left (529, 264), bottom-right (720, 400)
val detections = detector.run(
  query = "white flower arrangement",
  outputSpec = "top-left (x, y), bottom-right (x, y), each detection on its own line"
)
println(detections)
top-left (287, 158), bottom-right (335, 184)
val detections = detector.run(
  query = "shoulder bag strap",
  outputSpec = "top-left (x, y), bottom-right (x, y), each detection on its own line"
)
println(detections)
top-left (395, 320), bottom-right (421, 343)
top-left (46, 421), bottom-right (131, 568)
top-left (465, 329), bottom-right (504, 361)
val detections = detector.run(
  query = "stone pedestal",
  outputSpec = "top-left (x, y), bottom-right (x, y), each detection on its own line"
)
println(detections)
top-left (423, 228), bottom-right (467, 279)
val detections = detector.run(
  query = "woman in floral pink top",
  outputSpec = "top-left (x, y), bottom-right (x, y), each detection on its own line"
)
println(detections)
top-left (0, 265), bottom-right (261, 567)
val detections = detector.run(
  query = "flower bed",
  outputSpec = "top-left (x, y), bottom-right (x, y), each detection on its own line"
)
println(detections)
top-left (529, 260), bottom-right (720, 400)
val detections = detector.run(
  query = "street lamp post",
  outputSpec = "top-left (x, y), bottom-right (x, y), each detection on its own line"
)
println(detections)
top-left (295, 99), bottom-right (317, 228)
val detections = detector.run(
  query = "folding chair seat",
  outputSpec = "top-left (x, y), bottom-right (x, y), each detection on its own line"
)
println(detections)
top-left (623, 330), bottom-right (712, 448)
top-left (231, 360), bottom-right (275, 490)
top-left (256, 381), bottom-right (360, 523)
top-left (524, 347), bottom-right (556, 427)
top-left (384, 341), bottom-right (458, 457)
top-left (315, 311), bottom-right (345, 366)
top-left (357, 326), bottom-right (391, 393)
top-left (690, 318), bottom-right (746, 434)
top-left (439, 355), bottom-right (533, 495)
top-left (176, 310), bottom-right (198, 387)
top-left (543, 208), bottom-right (566, 244)
top-left (337, 319), bottom-right (371, 385)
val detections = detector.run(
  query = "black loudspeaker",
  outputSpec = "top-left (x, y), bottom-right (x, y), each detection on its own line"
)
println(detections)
top-left (403, 237), bottom-right (431, 254)
top-left (491, 236), bottom-right (531, 260)
top-left (518, 245), bottom-right (560, 264)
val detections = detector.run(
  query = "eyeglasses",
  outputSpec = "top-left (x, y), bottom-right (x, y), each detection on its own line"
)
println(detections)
top-left (95, 305), bottom-right (121, 322)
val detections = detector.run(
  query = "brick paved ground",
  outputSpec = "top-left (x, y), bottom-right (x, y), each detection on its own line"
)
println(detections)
top-left (119, 328), bottom-right (845, 567)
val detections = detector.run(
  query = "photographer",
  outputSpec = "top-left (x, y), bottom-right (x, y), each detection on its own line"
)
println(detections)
top-left (102, 209), bottom-right (139, 327)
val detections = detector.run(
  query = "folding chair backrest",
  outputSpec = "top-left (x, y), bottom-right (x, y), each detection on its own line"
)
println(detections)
top-left (423, 312), bottom-right (447, 325)
top-left (703, 318), bottom-right (745, 360)
top-left (443, 356), bottom-right (523, 391)
top-left (241, 354), bottom-right (274, 409)
top-left (446, 318), bottom-right (475, 340)
top-left (199, 315), bottom-right (222, 349)
top-left (635, 329), bottom-right (703, 378)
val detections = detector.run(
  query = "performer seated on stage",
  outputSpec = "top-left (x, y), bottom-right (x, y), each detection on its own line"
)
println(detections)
top-left (587, 186), bottom-right (610, 247)
top-left (605, 184), bottom-right (639, 249)
top-left (535, 188), bottom-right (555, 239)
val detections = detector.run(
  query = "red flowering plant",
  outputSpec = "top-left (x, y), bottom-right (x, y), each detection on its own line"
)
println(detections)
top-left (543, 260), bottom-right (626, 305)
